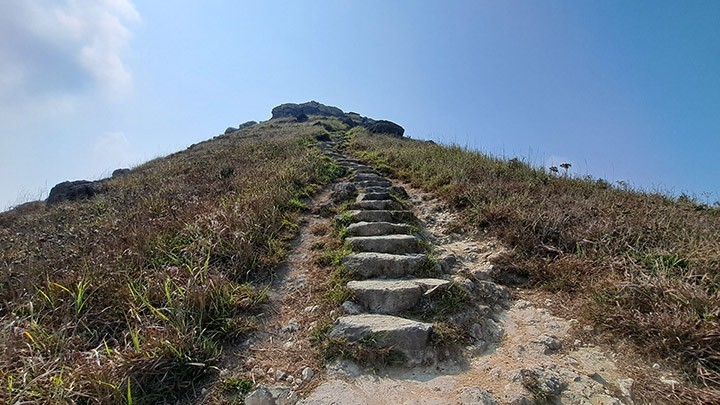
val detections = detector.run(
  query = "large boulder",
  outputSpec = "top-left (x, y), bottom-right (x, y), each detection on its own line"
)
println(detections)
top-left (47, 180), bottom-right (103, 204)
top-left (271, 101), bottom-right (345, 119)
top-left (366, 120), bottom-right (404, 137)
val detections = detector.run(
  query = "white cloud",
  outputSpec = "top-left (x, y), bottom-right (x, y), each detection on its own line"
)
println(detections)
top-left (0, 0), bottom-right (140, 113)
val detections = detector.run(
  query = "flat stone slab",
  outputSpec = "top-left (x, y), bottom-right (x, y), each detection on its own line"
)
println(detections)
top-left (329, 314), bottom-right (432, 364)
top-left (347, 235), bottom-right (422, 254)
top-left (364, 186), bottom-right (391, 194)
top-left (356, 180), bottom-right (392, 188)
top-left (347, 278), bottom-right (452, 313)
top-left (353, 174), bottom-right (386, 182)
top-left (352, 200), bottom-right (397, 210)
top-left (361, 192), bottom-right (391, 201)
top-left (346, 221), bottom-right (411, 237)
top-left (342, 252), bottom-right (429, 278)
top-left (347, 279), bottom-right (423, 313)
top-left (346, 210), bottom-right (416, 223)
top-left (353, 168), bottom-right (378, 175)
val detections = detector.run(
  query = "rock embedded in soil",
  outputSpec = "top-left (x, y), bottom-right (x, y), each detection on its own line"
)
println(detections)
top-left (356, 179), bottom-right (393, 188)
top-left (329, 314), bottom-right (433, 365)
top-left (345, 209), bottom-right (416, 223)
top-left (346, 221), bottom-right (412, 237)
top-left (341, 252), bottom-right (429, 278)
top-left (360, 192), bottom-right (391, 201)
top-left (348, 278), bottom-right (451, 313)
top-left (347, 279), bottom-right (423, 313)
top-left (353, 174), bottom-right (386, 182)
top-left (352, 199), bottom-right (398, 210)
top-left (347, 235), bottom-right (423, 254)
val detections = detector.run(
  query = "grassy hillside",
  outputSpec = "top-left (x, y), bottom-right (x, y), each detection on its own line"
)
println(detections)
top-left (0, 120), bottom-right (342, 403)
top-left (3, 117), bottom-right (718, 403)
top-left (349, 130), bottom-right (720, 402)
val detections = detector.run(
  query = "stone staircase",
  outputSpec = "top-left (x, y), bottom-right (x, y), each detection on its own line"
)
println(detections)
top-left (321, 148), bottom-right (452, 365)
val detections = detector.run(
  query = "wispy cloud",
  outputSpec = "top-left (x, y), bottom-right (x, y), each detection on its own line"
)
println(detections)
top-left (0, 0), bottom-right (140, 118)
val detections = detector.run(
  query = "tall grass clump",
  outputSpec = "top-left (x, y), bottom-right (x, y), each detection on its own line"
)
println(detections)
top-left (349, 132), bottom-right (720, 401)
top-left (0, 121), bottom-right (342, 403)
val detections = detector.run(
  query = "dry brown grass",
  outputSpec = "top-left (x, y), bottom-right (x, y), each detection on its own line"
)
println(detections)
top-left (0, 120), bottom-right (344, 403)
top-left (349, 131), bottom-right (720, 402)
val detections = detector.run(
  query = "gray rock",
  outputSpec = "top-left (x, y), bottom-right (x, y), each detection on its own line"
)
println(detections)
top-left (345, 210), bottom-right (415, 223)
top-left (271, 101), bottom-right (345, 119)
top-left (111, 168), bottom-right (130, 177)
top-left (341, 300), bottom-right (365, 315)
top-left (245, 387), bottom-right (275, 405)
top-left (363, 186), bottom-right (391, 194)
top-left (389, 186), bottom-right (409, 200)
top-left (533, 334), bottom-right (561, 354)
top-left (352, 200), bottom-right (399, 210)
top-left (356, 179), bottom-right (393, 188)
top-left (519, 367), bottom-right (566, 398)
top-left (238, 120), bottom-right (257, 130)
top-left (459, 387), bottom-right (499, 405)
top-left (267, 386), bottom-right (298, 405)
top-left (508, 394), bottom-right (534, 405)
top-left (475, 281), bottom-right (511, 308)
top-left (352, 167), bottom-right (378, 175)
top-left (301, 367), bottom-right (314, 381)
top-left (366, 119), bottom-right (405, 137)
top-left (347, 279), bottom-right (423, 313)
top-left (224, 126), bottom-right (238, 134)
top-left (347, 235), bottom-right (422, 254)
top-left (331, 182), bottom-right (357, 203)
top-left (346, 221), bottom-right (411, 237)
top-left (47, 180), bottom-right (103, 204)
top-left (353, 174), bottom-right (386, 182)
top-left (341, 252), bottom-right (429, 278)
top-left (470, 318), bottom-right (505, 351)
top-left (414, 278), bottom-right (451, 295)
top-left (329, 314), bottom-right (432, 365)
top-left (360, 192), bottom-right (391, 201)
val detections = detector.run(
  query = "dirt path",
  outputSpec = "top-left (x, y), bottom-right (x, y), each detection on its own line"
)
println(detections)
top-left (207, 143), bottom-right (669, 405)
top-left (299, 179), bottom-right (639, 404)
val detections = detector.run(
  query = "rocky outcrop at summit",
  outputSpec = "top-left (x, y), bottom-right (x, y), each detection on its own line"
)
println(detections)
top-left (271, 101), bottom-right (345, 119)
top-left (270, 101), bottom-right (405, 137)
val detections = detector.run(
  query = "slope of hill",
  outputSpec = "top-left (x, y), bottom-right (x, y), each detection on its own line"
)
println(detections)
top-left (0, 118), bottom-right (346, 403)
top-left (1, 102), bottom-right (718, 404)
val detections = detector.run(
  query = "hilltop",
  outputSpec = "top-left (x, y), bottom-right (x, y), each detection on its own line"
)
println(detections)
top-left (1, 102), bottom-right (718, 404)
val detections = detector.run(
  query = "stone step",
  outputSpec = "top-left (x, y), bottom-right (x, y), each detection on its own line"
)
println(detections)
top-left (353, 167), bottom-right (378, 175)
top-left (329, 314), bottom-right (432, 365)
top-left (364, 186), bottom-right (391, 194)
top-left (341, 252), bottom-right (429, 278)
top-left (356, 180), bottom-right (392, 188)
top-left (352, 200), bottom-right (400, 210)
top-left (360, 192), bottom-right (391, 201)
top-left (353, 174), bottom-right (386, 182)
top-left (346, 221), bottom-right (411, 237)
top-left (337, 159), bottom-right (363, 166)
top-left (345, 210), bottom-right (416, 223)
top-left (347, 235), bottom-right (423, 254)
top-left (326, 152), bottom-right (345, 159)
top-left (347, 278), bottom-right (450, 314)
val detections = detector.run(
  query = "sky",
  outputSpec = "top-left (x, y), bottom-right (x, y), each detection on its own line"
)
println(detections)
top-left (1, 1), bottom-right (719, 210)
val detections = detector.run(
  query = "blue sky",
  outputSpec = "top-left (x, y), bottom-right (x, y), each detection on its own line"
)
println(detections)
top-left (1, 1), bottom-right (719, 210)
